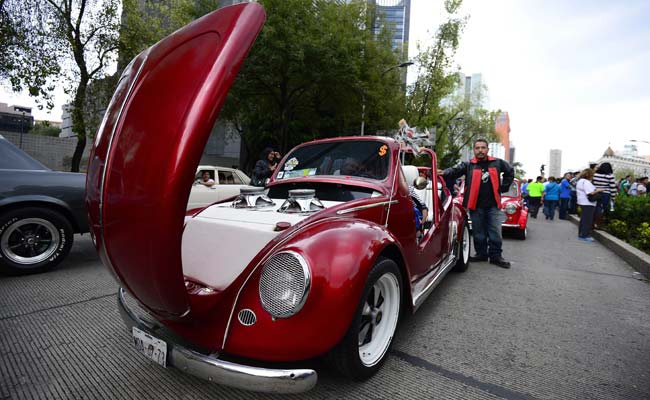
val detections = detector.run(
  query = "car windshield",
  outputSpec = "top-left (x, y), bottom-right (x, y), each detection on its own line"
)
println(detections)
top-left (504, 181), bottom-right (519, 197)
top-left (0, 138), bottom-right (49, 170)
top-left (276, 140), bottom-right (391, 181)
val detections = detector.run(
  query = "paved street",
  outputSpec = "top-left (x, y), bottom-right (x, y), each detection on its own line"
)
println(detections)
top-left (1, 217), bottom-right (649, 400)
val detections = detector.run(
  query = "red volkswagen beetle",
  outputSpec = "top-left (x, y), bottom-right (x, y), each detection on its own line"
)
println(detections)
top-left (85, 3), bottom-right (470, 394)
top-left (501, 178), bottom-right (528, 240)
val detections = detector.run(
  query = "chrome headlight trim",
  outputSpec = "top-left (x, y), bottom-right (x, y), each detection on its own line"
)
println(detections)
top-left (504, 203), bottom-right (518, 215)
top-left (258, 251), bottom-right (311, 319)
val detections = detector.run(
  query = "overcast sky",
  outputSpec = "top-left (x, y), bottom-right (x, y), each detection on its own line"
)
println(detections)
top-left (3, 0), bottom-right (650, 175)
top-left (410, 0), bottom-right (650, 175)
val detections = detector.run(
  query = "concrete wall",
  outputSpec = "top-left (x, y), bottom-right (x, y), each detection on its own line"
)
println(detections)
top-left (1, 131), bottom-right (91, 172)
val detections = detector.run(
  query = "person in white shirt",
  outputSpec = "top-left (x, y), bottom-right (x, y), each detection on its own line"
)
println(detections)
top-left (197, 171), bottom-right (215, 187)
top-left (576, 168), bottom-right (604, 242)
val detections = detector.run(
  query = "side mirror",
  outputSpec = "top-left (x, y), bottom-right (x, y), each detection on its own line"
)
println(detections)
top-left (414, 176), bottom-right (428, 190)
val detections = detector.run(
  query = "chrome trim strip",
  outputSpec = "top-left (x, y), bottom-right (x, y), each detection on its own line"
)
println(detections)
top-left (502, 223), bottom-right (521, 228)
top-left (118, 288), bottom-right (317, 394)
top-left (336, 200), bottom-right (398, 215)
top-left (411, 253), bottom-right (456, 310)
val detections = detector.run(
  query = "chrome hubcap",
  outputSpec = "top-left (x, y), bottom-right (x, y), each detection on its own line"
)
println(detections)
top-left (1, 218), bottom-right (60, 265)
top-left (359, 272), bottom-right (400, 367)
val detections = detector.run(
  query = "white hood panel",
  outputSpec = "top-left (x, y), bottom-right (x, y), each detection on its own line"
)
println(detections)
top-left (181, 199), bottom-right (341, 289)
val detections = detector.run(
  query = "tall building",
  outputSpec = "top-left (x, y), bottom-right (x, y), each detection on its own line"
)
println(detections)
top-left (488, 143), bottom-right (505, 160)
top-left (549, 149), bottom-right (562, 178)
top-left (370, 0), bottom-right (411, 54)
top-left (495, 112), bottom-right (511, 162)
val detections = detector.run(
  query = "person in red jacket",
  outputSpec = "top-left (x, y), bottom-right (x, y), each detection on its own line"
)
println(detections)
top-left (439, 138), bottom-right (515, 268)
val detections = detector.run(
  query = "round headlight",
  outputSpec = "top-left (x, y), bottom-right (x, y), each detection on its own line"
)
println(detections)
top-left (259, 251), bottom-right (310, 318)
top-left (505, 203), bottom-right (518, 215)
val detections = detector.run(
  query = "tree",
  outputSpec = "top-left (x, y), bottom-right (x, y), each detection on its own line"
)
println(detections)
top-left (2, 0), bottom-right (120, 172)
top-left (512, 161), bottom-right (526, 180)
top-left (220, 0), bottom-right (404, 171)
top-left (405, 0), bottom-right (465, 130)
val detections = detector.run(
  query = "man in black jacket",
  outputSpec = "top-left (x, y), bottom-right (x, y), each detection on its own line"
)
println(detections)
top-left (439, 139), bottom-right (515, 268)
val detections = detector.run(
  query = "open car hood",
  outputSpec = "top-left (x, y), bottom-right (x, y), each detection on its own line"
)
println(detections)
top-left (85, 3), bottom-right (265, 318)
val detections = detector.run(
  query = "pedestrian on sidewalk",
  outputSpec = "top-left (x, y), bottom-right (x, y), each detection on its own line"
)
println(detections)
top-left (559, 172), bottom-right (572, 220)
top-left (527, 176), bottom-right (544, 219)
top-left (576, 168), bottom-right (604, 242)
top-left (569, 171), bottom-right (580, 214)
top-left (439, 138), bottom-right (514, 268)
top-left (521, 178), bottom-right (532, 208)
top-left (542, 176), bottom-right (560, 220)
top-left (592, 162), bottom-right (617, 227)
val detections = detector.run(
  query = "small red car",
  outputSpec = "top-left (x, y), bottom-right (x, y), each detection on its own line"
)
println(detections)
top-left (456, 178), bottom-right (528, 240)
top-left (85, 3), bottom-right (470, 394)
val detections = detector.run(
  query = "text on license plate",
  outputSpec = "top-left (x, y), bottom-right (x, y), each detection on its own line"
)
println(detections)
top-left (132, 327), bottom-right (167, 368)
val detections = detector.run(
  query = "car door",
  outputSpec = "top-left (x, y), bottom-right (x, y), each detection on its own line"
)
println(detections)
top-left (85, 3), bottom-right (266, 317)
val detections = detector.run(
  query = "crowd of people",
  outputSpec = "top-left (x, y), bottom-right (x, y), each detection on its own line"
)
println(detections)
top-left (520, 162), bottom-right (649, 242)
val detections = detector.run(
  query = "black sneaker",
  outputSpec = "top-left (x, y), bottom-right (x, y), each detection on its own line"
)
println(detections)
top-left (469, 255), bottom-right (488, 262)
top-left (489, 257), bottom-right (511, 269)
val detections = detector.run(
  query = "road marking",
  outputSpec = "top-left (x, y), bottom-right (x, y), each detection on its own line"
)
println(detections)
top-left (391, 349), bottom-right (539, 400)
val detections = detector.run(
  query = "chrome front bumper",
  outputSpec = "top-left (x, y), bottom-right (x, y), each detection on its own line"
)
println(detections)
top-left (117, 288), bottom-right (317, 393)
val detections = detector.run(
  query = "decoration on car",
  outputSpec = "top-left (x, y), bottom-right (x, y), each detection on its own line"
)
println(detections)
top-left (277, 171), bottom-right (284, 179)
top-left (378, 144), bottom-right (388, 157)
top-left (284, 157), bottom-right (299, 171)
top-left (282, 168), bottom-right (317, 179)
top-left (396, 119), bottom-right (434, 156)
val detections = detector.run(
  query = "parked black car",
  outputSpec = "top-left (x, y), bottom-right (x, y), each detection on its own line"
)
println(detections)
top-left (0, 136), bottom-right (88, 275)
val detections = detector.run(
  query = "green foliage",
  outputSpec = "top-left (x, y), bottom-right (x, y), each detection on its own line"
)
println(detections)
top-left (117, 0), bottom-right (218, 71)
top-left (607, 219), bottom-right (628, 238)
top-left (632, 222), bottom-right (650, 252)
top-left (221, 0), bottom-right (404, 170)
top-left (29, 121), bottom-right (61, 137)
top-left (512, 161), bottom-right (526, 180)
top-left (605, 196), bottom-right (650, 253)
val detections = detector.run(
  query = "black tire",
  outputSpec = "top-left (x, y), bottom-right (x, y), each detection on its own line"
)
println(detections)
top-left (326, 257), bottom-right (402, 381)
top-left (452, 220), bottom-right (470, 273)
top-left (0, 207), bottom-right (74, 275)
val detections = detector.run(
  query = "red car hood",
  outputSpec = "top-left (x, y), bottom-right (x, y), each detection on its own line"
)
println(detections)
top-left (85, 3), bottom-right (266, 318)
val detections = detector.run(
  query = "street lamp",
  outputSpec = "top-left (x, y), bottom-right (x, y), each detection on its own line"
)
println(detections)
top-left (360, 60), bottom-right (414, 136)
top-left (19, 111), bottom-right (26, 149)
top-left (630, 139), bottom-right (650, 145)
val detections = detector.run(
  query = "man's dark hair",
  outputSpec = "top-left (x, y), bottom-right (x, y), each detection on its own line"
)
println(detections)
top-left (536, 176), bottom-right (543, 181)
top-left (473, 138), bottom-right (489, 147)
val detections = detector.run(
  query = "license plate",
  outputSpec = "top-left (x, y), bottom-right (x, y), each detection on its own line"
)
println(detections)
top-left (132, 327), bottom-right (167, 368)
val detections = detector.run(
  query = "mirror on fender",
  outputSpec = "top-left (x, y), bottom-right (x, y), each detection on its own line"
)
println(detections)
top-left (414, 176), bottom-right (428, 190)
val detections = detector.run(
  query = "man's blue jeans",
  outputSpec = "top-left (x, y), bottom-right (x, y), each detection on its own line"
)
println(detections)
top-left (559, 197), bottom-right (569, 219)
top-left (469, 207), bottom-right (505, 259)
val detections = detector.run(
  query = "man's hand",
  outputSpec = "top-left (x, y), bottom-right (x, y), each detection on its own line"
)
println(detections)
top-left (437, 170), bottom-right (444, 176)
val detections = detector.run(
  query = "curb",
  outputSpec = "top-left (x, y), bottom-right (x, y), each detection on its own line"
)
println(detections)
top-left (568, 215), bottom-right (650, 280)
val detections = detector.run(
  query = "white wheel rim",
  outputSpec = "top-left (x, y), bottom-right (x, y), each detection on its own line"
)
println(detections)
top-left (358, 272), bottom-right (400, 367)
top-left (1, 218), bottom-right (60, 265)
top-left (462, 225), bottom-right (470, 263)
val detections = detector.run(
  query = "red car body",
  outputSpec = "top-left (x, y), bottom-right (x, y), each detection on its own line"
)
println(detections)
top-left (85, 3), bottom-right (470, 393)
